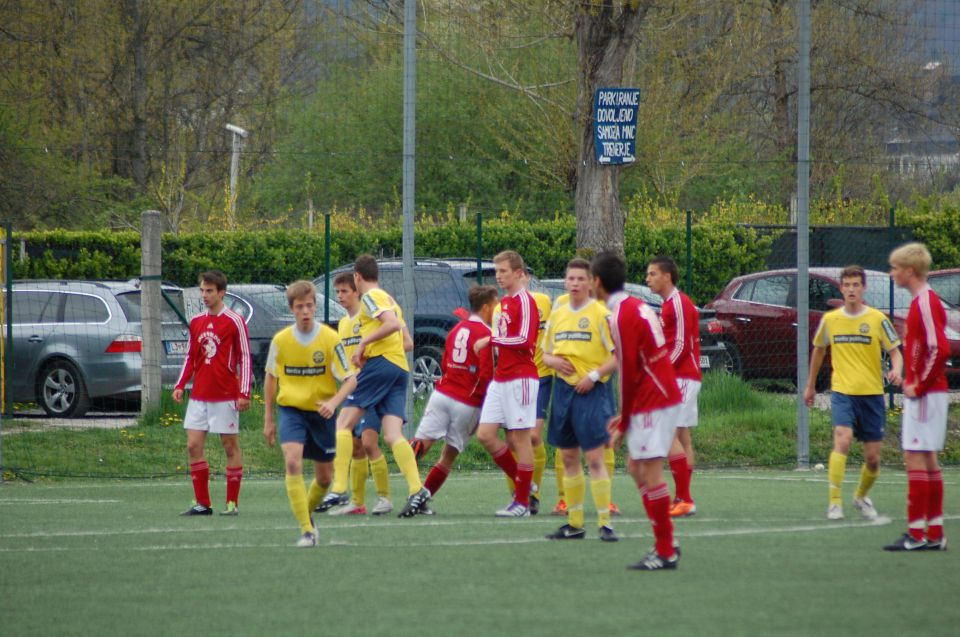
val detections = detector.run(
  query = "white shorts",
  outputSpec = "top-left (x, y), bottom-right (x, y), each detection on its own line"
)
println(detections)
top-left (478, 378), bottom-right (538, 430)
top-left (901, 392), bottom-right (948, 452)
top-left (626, 405), bottom-right (680, 460)
top-left (676, 378), bottom-right (701, 428)
top-left (183, 399), bottom-right (241, 435)
top-left (414, 391), bottom-right (480, 453)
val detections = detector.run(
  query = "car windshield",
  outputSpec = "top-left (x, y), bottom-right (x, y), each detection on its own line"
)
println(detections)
top-left (863, 274), bottom-right (929, 311)
top-left (116, 290), bottom-right (186, 324)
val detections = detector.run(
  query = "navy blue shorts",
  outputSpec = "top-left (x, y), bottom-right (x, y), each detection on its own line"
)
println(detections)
top-left (343, 356), bottom-right (408, 422)
top-left (831, 392), bottom-right (885, 443)
top-left (547, 380), bottom-right (613, 451)
top-left (278, 406), bottom-right (336, 462)
top-left (536, 375), bottom-right (554, 420)
top-left (352, 410), bottom-right (383, 438)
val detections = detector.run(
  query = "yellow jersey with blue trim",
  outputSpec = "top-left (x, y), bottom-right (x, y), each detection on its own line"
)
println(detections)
top-left (544, 298), bottom-right (615, 386)
top-left (265, 323), bottom-right (352, 411)
top-left (337, 311), bottom-right (363, 374)
top-left (812, 305), bottom-right (900, 395)
top-left (359, 287), bottom-right (409, 371)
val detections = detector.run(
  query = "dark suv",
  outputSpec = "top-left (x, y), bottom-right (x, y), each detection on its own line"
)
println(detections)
top-left (318, 259), bottom-right (525, 395)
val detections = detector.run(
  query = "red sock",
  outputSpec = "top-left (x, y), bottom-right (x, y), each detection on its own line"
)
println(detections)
top-left (907, 470), bottom-right (929, 542)
top-left (491, 446), bottom-right (518, 480)
top-left (646, 483), bottom-right (675, 558)
top-left (514, 464), bottom-right (533, 507)
top-left (927, 469), bottom-right (944, 542)
top-left (226, 465), bottom-right (243, 505)
top-left (190, 460), bottom-right (211, 507)
top-left (669, 454), bottom-right (691, 503)
top-left (424, 464), bottom-right (450, 496)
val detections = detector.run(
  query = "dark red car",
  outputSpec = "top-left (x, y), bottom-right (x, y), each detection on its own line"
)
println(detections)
top-left (929, 268), bottom-right (960, 306)
top-left (705, 267), bottom-right (960, 387)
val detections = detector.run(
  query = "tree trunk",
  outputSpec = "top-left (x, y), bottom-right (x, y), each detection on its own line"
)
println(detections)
top-left (573, 1), bottom-right (648, 257)
top-left (125, 0), bottom-right (149, 191)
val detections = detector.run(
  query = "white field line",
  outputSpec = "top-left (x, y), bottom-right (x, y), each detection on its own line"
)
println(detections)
top-left (0, 499), bottom-right (121, 505)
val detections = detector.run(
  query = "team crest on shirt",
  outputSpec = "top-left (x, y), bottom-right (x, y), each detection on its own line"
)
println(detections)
top-left (313, 351), bottom-right (325, 365)
top-left (859, 323), bottom-right (869, 334)
top-left (578, 317), bottom-right (590, 329)
top-left (353, 322), bottom-right (361, 334)
top-left (198, 330), bottom-right (221, 364)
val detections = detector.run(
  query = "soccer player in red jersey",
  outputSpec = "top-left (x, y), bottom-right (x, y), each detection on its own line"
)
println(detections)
top-left (884, 243), bottom-right (950, 551)
top-left (173, 270), bottom-right (252, 516)
top-left (593, 251), bottom-right (683, 570)
top-left (646, 255), bottom-right (702, 517)
top-left (475, 250), bottom-right (540, 517)
top-left (410, 285), bottom-right (498, 508)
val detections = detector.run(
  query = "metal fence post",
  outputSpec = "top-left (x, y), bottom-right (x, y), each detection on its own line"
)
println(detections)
top-left (685, 210), bottom-right (693, 294)
top-left (888, 206), bottom-right (896, 410)
top-left (324, 211), bottom-right (331, 325)
top-left (476, 212), bottom-right (483, 284)
top-left (140, 210), bottom-right (162, 414)
top-left (795, 0), bottom-right (811, 470)
top-left (3, 223), bottom-right (11, 419)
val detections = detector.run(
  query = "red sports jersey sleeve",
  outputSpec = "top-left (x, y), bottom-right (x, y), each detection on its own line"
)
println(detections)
top-left (661, 290), bottom-right (702, 381)
top-left (491, 290), bottom-right (539, 381)
top-left (435, 316), bottom-right (493, 407)
top-left (175, 307), bottom-right (252, 401)
top-left (905, 286), bottom-right (949, 396)
top-left (608, 293), bottom-right (681, 430)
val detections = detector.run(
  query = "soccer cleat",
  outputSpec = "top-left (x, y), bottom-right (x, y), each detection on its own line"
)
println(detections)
top-left (410, 439), bottom-right (426, 461)
top-left (669, 499), bottom-right (696, 517)
top-left (417, 501), bottom-right (436, 516)
top-left (529, 494), bottom-right (540, 516)
top-left (545, 524), bottom-right (586, 540)
top-left (609, 502), bottom-right (621, 517)
top-left (551, 500), bottom-right (568, 516)
top-left (328, 502), bottom-right (366, 516)
top-left (296, 529), bottom-right (318, 548)
top-left (827, 504), bottom-right (844, 520)
top-left (495, 501), bottom-right (530, 518)
top-left (399, 487), bottom-right (430, 518)
top-left (219, 502), bottom-right (239, 516)
top-left (924, 537), bottom-right (948, 551)
top-left (627, 550), bottom-right (679, 571)
top-left (883, 533), bottom-right (928, 551)
top-left (316, 491), bottom-right (349, 513)
top-left (853, 496), bottom-right (878, 521)
top-left (598, 525), bottom-right (619, 542)
top-left (371, 496), bottom-right (394, 516)
top-left (180, 503), bottom-right (213, 516)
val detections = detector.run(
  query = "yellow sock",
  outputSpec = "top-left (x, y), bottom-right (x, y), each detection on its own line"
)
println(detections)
top-left (564, 472), bottom-right (586, 529)
top-left (350, 457), bottom-right (369, 506)
top-left (533, 442), bottom-right (546, 495)
top-left (854, 464), bottom-right (879, 500)
top-left (332, 430), bottom-right (353, 494)
top-left (505, 451), bottom-right (518, 495)
top-left (370, 455), bottom-right (390, 497)
top-left (285, 474), bottom-right (313, 533)
top-left (828, 451), bottom-right (847, 506)
top-left (604, 446), bottom-right (615, 479)
top-left (391, 438), bottom-right (423, 496)
top-left (306, 479), bottom-right (328, 512)
top-left (555, 448), bottom-right (566, 500)
top-left (591, 477), bottom-right (612, 528)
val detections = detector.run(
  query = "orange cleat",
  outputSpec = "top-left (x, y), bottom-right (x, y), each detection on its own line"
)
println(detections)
top-left (551, 499), bottom-right (567, 516)
top-left (669, 499), bottom-right (697, 517)
top-left (609, 502), bottom-right (621, 516)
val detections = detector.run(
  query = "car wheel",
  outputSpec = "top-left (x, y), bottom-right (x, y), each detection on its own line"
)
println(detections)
top-left (412, 345), bottom-right (444, 397)
top-left (712, 341), bottom-right (743, 377)
top-left (39, 359), bottom-right (91, 418)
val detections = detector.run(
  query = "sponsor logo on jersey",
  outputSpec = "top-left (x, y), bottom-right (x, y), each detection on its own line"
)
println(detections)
top-left (834, 334), bottom-right (872, 345)
top-left (555, 331), bottom-right (592, 342)
top-left (284, 365), bottom-right (326, 376)
top-left (342, 335), bottom-right (361, 348)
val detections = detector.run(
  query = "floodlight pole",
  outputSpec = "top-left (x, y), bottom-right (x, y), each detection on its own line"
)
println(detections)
top-left (795, 0), bottom-right (811, 470)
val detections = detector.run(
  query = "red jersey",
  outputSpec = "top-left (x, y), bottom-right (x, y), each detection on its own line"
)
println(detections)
top-left (175, 306), bottom-right (252, 401)
top-left (435, 315), bottom-right (494, 407)
top-left (607, 292), bottom-right (681, 430)
top-left (904, 285), bottom-right (949, 396)
top-left (660, 289), bottom-right (702, 381)
top-left (492, 289), bottom-right (539, 382)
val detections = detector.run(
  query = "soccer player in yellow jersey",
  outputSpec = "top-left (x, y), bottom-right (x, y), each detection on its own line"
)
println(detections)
top-left (262, 280), bottom-right (356, 548)
top-left (320, 255), bottom-right (429, 518)
top-left (542, 258), bottom-right (620, 541)
top-left (803, 265), bottom-right (903, 521)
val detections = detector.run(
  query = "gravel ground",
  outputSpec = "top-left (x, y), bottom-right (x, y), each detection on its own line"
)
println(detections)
top-left (0, 410), bottom-right (137, 435)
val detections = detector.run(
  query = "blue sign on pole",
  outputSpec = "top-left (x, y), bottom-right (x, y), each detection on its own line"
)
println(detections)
top-left (593, 88), bottom-right (640, 165)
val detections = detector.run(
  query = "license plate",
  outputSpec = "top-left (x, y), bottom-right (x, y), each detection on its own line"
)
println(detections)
top-left (699, 355), bottom-right (710, 369)
top-left (165, 341), bottom-right (188, 355)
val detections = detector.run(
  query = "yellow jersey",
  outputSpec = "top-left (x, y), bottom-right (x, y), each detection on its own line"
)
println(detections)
top-left (266, 323), bottom-right (352, 411)
top-left (359, 287), bottom-right (409, 371)
top-left (812, 305), bottom-right (900, 395)
top-left (532, 291), bottom-right (553, 378)
top-left (337, 311), bottom-right (363, 374)
top-left (544, 298), bottom-right (615, 386)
